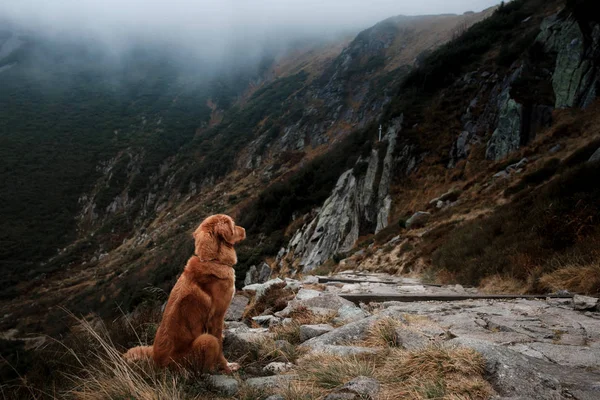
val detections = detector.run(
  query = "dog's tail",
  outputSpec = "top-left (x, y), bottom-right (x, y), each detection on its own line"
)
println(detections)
top-left (187, 334), bottom-right (226, 373)
top-left (123, 345), bottom-right (153, 362)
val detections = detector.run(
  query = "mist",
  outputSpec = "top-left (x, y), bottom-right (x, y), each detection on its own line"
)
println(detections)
top-left (2, 0), bottom-right (502, 65)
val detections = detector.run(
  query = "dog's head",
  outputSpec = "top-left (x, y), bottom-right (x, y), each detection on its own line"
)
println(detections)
top-left (193, 214), bottom-right (246, 264)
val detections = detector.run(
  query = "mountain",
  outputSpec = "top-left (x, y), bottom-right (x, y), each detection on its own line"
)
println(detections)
top-left (0, 6), bottom-right (496, 333)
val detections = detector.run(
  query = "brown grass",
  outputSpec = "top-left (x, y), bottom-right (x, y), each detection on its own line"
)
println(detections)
top-left (479, 275), bottom-right (529, 295)
top-left (539, 262), bottom-right (600, 295)
top-left (291, 344), bottom-right (493, 400)
top-left (364, 317), bottom-right (404, 348)
top-left (377, 346), bottom-right (494, 400)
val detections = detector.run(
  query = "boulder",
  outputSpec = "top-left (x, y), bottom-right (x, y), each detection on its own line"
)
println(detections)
top-left (295, 289), bottom-right (322, 300)
top-left (243, 278), bottom-right (284, 299)
top-left (225, 295), bottom-right (249, 321)
top-left (257, 262), bottom-right (272, 283)
top-left (302, 275), bottom-right (320, 285)
top-left (333, 305), bottom-right (369, 324)
top-left (263, 362), bottom-right (294, 374)
top-left (275, 293), bottom-right (355, 318)
top-left (252, 315), bottom-right (281, 327)
top-left (299, 324), bottom-right (334, 342)
top-left (573, 295), bottom-right (599, 311)
top-left (244, 265), bottom-right (258, 286)
top-left (208, 375), bottom-right (239, 396)
top-left (405, 212), bottom-right (431, 229)
top-left (245, 375), bottom-right (297, 390)
top-left (325, 376), bottom-right (381, 400)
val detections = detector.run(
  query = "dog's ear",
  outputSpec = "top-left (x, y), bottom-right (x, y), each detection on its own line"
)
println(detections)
top-left (215, 216), bottom-right (236, 244)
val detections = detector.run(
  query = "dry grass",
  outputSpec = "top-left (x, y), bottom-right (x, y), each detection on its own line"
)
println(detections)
top-left (64, 316), bottom-right (220, 400)
top-left (242, 283), bottom-right (295, 320)
top-left (479, 275), bottom-right (529, 295)
top-left (539, 262), bottom-right (600, 295)
top-left (376, 346), bottom-right (494, 400)
top-left (295, 353), bottom-right (377, 390)
top-left (364, 317), bottom-right (404, 348)
top-left (291, 344), bottom-right (493, 400)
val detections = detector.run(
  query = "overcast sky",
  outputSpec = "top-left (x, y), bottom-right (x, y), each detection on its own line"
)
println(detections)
top-left (1, 0), bottom-right (502, 60)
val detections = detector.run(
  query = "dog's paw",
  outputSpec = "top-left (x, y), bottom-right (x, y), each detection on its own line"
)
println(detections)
top-left (224, 362), bottom-right (240, 374)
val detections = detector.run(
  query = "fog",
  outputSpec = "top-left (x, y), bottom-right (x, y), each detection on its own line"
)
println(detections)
top-left (2, 0), bottom-right (501, 62)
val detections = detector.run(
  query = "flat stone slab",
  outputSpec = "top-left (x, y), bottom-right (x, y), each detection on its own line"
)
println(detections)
top-left (340, 293), bottom-right (573, 304)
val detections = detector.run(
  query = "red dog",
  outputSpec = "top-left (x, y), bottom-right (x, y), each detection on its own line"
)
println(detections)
top-left (124, 214), bottom-right (245, 373)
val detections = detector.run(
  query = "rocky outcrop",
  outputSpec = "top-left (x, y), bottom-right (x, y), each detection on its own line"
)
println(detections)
top-left (537, 14), bottom-right (600, 109)
top-left (243, 262), bottom-right (272, 286)
top-left (282, 118), bottom-right (406, 272)
top-left (485, 68), bottom-right (524, 160)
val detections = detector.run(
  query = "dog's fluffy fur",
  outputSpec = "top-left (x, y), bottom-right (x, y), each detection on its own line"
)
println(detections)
top-left (124, 214), bottom-right (245, 373)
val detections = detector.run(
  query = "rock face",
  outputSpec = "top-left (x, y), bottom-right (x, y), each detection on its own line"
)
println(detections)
top-left (537, 14), bottom-right (600, 109)
top-left (282, 117), bottom-right (407, 272)
top-left (485, 68), bottom-right (523, 161)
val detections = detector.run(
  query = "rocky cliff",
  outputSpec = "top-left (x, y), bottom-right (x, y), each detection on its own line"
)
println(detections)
top-left (280, 117), bottom-right (406, 272)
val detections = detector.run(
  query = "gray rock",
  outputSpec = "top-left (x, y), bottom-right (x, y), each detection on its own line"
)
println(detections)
top-left (276, 293), bottom-right (355, 317)
top-left (494, 170), bottom-right (510, 179)
top-left (296, 289), bottom-right (322, 300)
top-left (333, 304), bottom-right (370, 324)
top-left (452, 337), bottom-right (600, 399)
top-left (395, 327), bottom-right (430, 350)
top-left (225, 321), bottom-right (248, 330)
top-left (265, 396), bottom-right (285, 400)
top-left (263, 362), bottom-right (294, 374)
top-left (325, 376), bottom-right (380, 400)
top-left (573, 295), bottom-right (599, 311)
top-left (486, 92), bottom-right (523, 160)
top-left (252, 315), bottom-right (281, 327)
top-left (549, 144), bottom-right (562, 154)
top-left (589, 147), bottom-right (600, 163)
top-left (244, 265), bottom-right (258, 286)
top-left (257, 262), bottom-right (272, 283)
top-left (225, 295), bottom-right (249, 321)
top-left (284, 278), bottom-right (302, 291)
top-left (305, 345), bottom-right (378, 357)
top-left (245, 375), bottom-right (297, 390)
top-left (537, 15), bottom-right (599, 109)
top-left (299, 324), bottom-right (334, 342)
top-left (405, 211), bottom-right (431, 229)
top-left (303, 316), bottom-right (377, 349)
top-left (208, 375), bottom-right (239, 396)
top-left (302, 275), bottom-right (320, 284)
top-left (243, 278), bottom-right (284, 299)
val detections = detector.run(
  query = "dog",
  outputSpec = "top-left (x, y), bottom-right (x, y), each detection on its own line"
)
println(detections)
top-left (124, 214), bottom-right (246, 373)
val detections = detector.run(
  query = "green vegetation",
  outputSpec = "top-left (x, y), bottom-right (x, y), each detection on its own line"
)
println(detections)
top-left (0, 38), bottom-right (263, 287)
